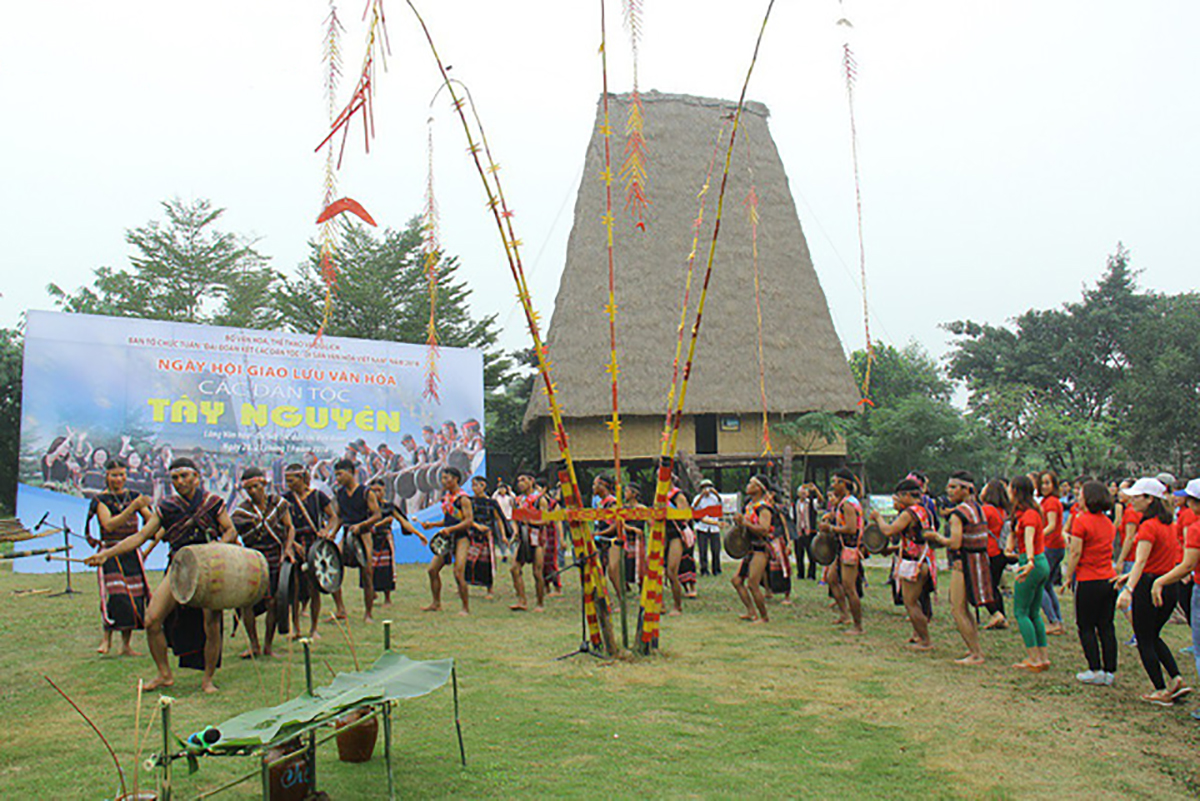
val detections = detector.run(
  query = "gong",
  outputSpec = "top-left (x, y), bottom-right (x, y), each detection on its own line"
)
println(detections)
top-left (306, 538), bottom-right (344, 594)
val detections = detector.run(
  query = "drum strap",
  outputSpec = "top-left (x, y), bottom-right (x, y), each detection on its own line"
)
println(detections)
top-left (291, 491), bottom-right (320, 534)
top-left (240, 498), bottom-right (285, 546)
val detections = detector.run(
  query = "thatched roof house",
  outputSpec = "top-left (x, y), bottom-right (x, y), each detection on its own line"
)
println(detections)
top-left (525, 91), bottom-right (860, 483)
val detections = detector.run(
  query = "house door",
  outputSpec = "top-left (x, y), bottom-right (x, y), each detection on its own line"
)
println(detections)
top-left (695, 414), bottom-right (718, 454)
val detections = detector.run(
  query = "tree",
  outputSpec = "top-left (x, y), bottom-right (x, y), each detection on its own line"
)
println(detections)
top-left (47, 198), bottom-right (278, 328)
top-left (0, 328), bottom-right (22, 513)
top-left (272, 217), bottom-right (512, 393)
top-left (942, 244), bottom-right (1199, 478)
top-left (843, 342), bottom-right (1002, 491)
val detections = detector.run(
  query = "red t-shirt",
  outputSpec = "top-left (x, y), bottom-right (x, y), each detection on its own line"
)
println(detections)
top-left (1176, 507), bottom-right (1198, 553)
top-left (1042, 495), bottom-right (1065, 550)
top-left (1119, 507), bottom-right (1143, 562)
top-left (1014, 507), bottom-right (1045, 557)
top-left (982, 503), bottom-right (1005, 558)
top-left (1134, 518), bottom-right (1181, 576)
top-left (1186, 520), bottom-right (1200, 585)
top-left (1070, 511), bottom-right (1116, 582)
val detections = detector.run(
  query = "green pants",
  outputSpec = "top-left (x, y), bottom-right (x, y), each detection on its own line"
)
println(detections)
top-left (1014, 553), bottom-right (1050, 648)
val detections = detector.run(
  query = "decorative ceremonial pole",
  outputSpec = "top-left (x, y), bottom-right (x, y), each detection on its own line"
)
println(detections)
top-left (405, 0), bottom-right (615, 654)
top-left (422, 117), bottom-right (442, 402)
top-left (638, 0), bottom-right (777, 653)
top-left (316, 1), bottom-right (344, 337)
top-left (598, 0), bottom-right (628, 649)
top-left (837, 6), bottom-right (874, 406)
top-left (742, 135), bottom-right (772, 455)
top-left (620, 0), bottom-right (649, 230)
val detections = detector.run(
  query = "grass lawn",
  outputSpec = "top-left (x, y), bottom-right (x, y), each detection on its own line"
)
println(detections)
top-left (1, 558), bottom-right (1198, 799)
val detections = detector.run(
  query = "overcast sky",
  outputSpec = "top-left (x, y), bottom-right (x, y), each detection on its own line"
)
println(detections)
top-left (2, 1), bottom-right (1195, 363)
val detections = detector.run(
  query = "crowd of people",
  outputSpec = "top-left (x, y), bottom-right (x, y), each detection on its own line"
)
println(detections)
top-left (80, 455), bottom-right (1200, 721)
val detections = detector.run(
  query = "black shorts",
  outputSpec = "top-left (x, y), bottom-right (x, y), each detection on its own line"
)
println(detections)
top-left (515, 534), bottom-right (536, 565)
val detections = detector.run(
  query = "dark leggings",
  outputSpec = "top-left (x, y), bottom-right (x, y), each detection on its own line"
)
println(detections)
top-left (1132, 574), bottom-right (1179, 690)
top-left (1075, 579), bottom-right (1118, 674)
top-left (985, 554), bottom-right (1007, 616)
top-left (1180, 579), bottom-right (1193, 625)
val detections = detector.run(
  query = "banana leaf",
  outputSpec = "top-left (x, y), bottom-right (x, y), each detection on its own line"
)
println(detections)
top-left (212, 652), bottom-right (453, 749)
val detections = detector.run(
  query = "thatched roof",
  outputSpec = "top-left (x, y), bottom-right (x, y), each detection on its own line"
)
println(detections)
top-left (525, 91), bottom-right (860, 428)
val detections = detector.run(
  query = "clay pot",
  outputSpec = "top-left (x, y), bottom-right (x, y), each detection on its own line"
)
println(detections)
top-left (335, 709), bottom-right (378, 763)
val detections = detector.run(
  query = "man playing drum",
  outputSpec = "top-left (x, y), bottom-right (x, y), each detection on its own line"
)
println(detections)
top-left (322, 459), bottom-right (382, 623)
top-left (85, 457), bottom-right (238, 693)
top-left (423, 466), bottom-right (475, 615)
top-left (232, 467), bottom-right (298, 659)
top-left (283, 464), bottom-right (333, 639)
top-left (510, 472), bottom-right (549, 612)
top-left (820, 467), bottom-right (865, 635)
top-left (731, 475), bottom-right (774, 624)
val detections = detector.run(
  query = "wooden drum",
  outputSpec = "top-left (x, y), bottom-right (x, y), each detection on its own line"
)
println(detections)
top-left (170, 542), bottom-right (269, 610)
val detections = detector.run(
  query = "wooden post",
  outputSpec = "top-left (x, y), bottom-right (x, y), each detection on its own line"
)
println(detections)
top-left (301, 638), bottom-right (317, 793)
top-left (782, 445), bottom-right (794, 495)
top-left (383, 619), bottom-right (392, 652)
top-left (159, 697), bottom-right (172, 801)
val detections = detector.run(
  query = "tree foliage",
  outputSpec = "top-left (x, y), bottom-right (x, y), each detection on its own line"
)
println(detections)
top-left (945, 245), bottom-right (1198, 478)
top-left (47, 198), bottom-right (278, 329)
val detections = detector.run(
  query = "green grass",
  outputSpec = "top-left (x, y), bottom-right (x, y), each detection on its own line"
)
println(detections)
top-left (1, 560), bottom-right (1198, 799)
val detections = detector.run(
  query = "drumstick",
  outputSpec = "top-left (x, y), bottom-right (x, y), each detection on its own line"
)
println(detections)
top-left (45, 555), bottom-right (90, 564)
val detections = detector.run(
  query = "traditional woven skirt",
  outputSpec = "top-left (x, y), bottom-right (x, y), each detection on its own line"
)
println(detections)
top-left (98, 543), bottom-right (148, 631)
top-left (464, 530), bottom-right (495, 589)
top-left (543, 526), bottom-right (561, 590)
top-left (372, 529), bottom-right (396, 592)
top-left (679, 541), bottom-right (698, 585)
top-left (246, 537), bottom-right (283, 614)
top-left (766, 536), bottom-right (791, 594)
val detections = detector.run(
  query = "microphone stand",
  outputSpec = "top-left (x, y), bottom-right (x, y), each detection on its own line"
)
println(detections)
top-left (51, 516), bottom-right (80, 597)
top-left (552, 552), bottom-right (607, 662)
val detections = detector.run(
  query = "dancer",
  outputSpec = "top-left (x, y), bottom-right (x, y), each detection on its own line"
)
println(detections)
top-left (87, 457), bottom-right (153, 656)
top-left (366, 478), bottom-right (415, 605)
top-left (424, 467), bottom-right (475, 615)
top-left (231, 467), bottom-right (296, 658)
top-left (283, 463), bottom-right (333, 638)
top-left (980, 479), bottom-right (1011, 630)
top-left (510, 472), bottom-right (548, 612)
top-left (592, 475), bottom-right (622, 592)
top-left (925, 472), bottom-right (991, 665)
top-left (1116, 477), bottom-right (1189, 705)
top-left (621, 484), bottom-right (647, 589)
top-left (820, 467), bottom-right (864, 634)
top-left (1007, 475), bottom-right (1051, 673)
top-left (84, 457), bottom-right (238, 693)
top-left (322, 459), bottom-right (382, 622)
top-left (731, 475), bottom-right (773, 623)
top-left (1153, 478), bottom-right (1200, 718)
top-left (869, 477), bottom-right (936, 650)
top-left (664, 479), bottom-right (694, 615)
top-left (1060, 480), bottom-right (1118, 685)
top-left (466, 475), bottom-right (503, 599)
top-left (1039, 471), bottom-right (1067, 636)
top-left (764, 483), bottom-right (792, 605)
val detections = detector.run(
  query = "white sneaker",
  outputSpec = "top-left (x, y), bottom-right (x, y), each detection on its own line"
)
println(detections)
top-left (1076, 670), bottom-right (1098, 683)
top-left (1096, 672), bottom-right (1115, 686)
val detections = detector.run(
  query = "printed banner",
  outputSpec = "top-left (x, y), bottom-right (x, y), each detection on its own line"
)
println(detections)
top-left (15, 311), bottom-right (485, 572)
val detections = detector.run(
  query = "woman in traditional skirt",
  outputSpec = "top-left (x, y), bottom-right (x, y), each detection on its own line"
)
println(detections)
top-left (87, 457), bottom-right (153, 656)
top-left (466, 475), bottom-right (502, 599)
top-left (664, 481), bottom-right (693, 615)
top-left (764, 484), bottom-right (793, 605)
top-left (367, 479), bottom-right (398, 602)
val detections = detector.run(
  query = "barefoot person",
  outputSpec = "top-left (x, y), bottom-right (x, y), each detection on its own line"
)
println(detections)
top-left (731, 475), bottom-right (773, 623)
top-left (980, 479), bottom-right (1012, 631)
top-left (1007, 475), bottom-right (1051, 673)
top-left (466, 475), bottom-right (504, 599)
top-left (321, 459), bottom-right (382, 622)
top-left (87, 457), bottom-right (153, 656)
top-left (870, 477), bottom-right (936, 651)
top-left (283, 464), bottom-right (333, 638)
top-left (820, 468), bottom-right (865, 634)
top-left (231, 467), bottom-right (297, 658)
top-left (84, 457), bottom-right (238, 693)
top-left (424, 467), bottom-right (475, 615)
top-left (1115, 477), bottom-right (1190, 706)
top-left (664, 479), bottom-right (693, 616)
top-left (510, 473), bottom-right (549, 612)
top-left (925, 472), bottom-right (992, 665)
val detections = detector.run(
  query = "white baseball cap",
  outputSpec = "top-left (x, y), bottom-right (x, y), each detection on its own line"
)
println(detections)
top-left (1156, 472), bottom-right (1177, 490)
top-left (1128, 477), bottom-right (1168, 499)
top-left (1174, 478), bottom-right (1200, 501)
